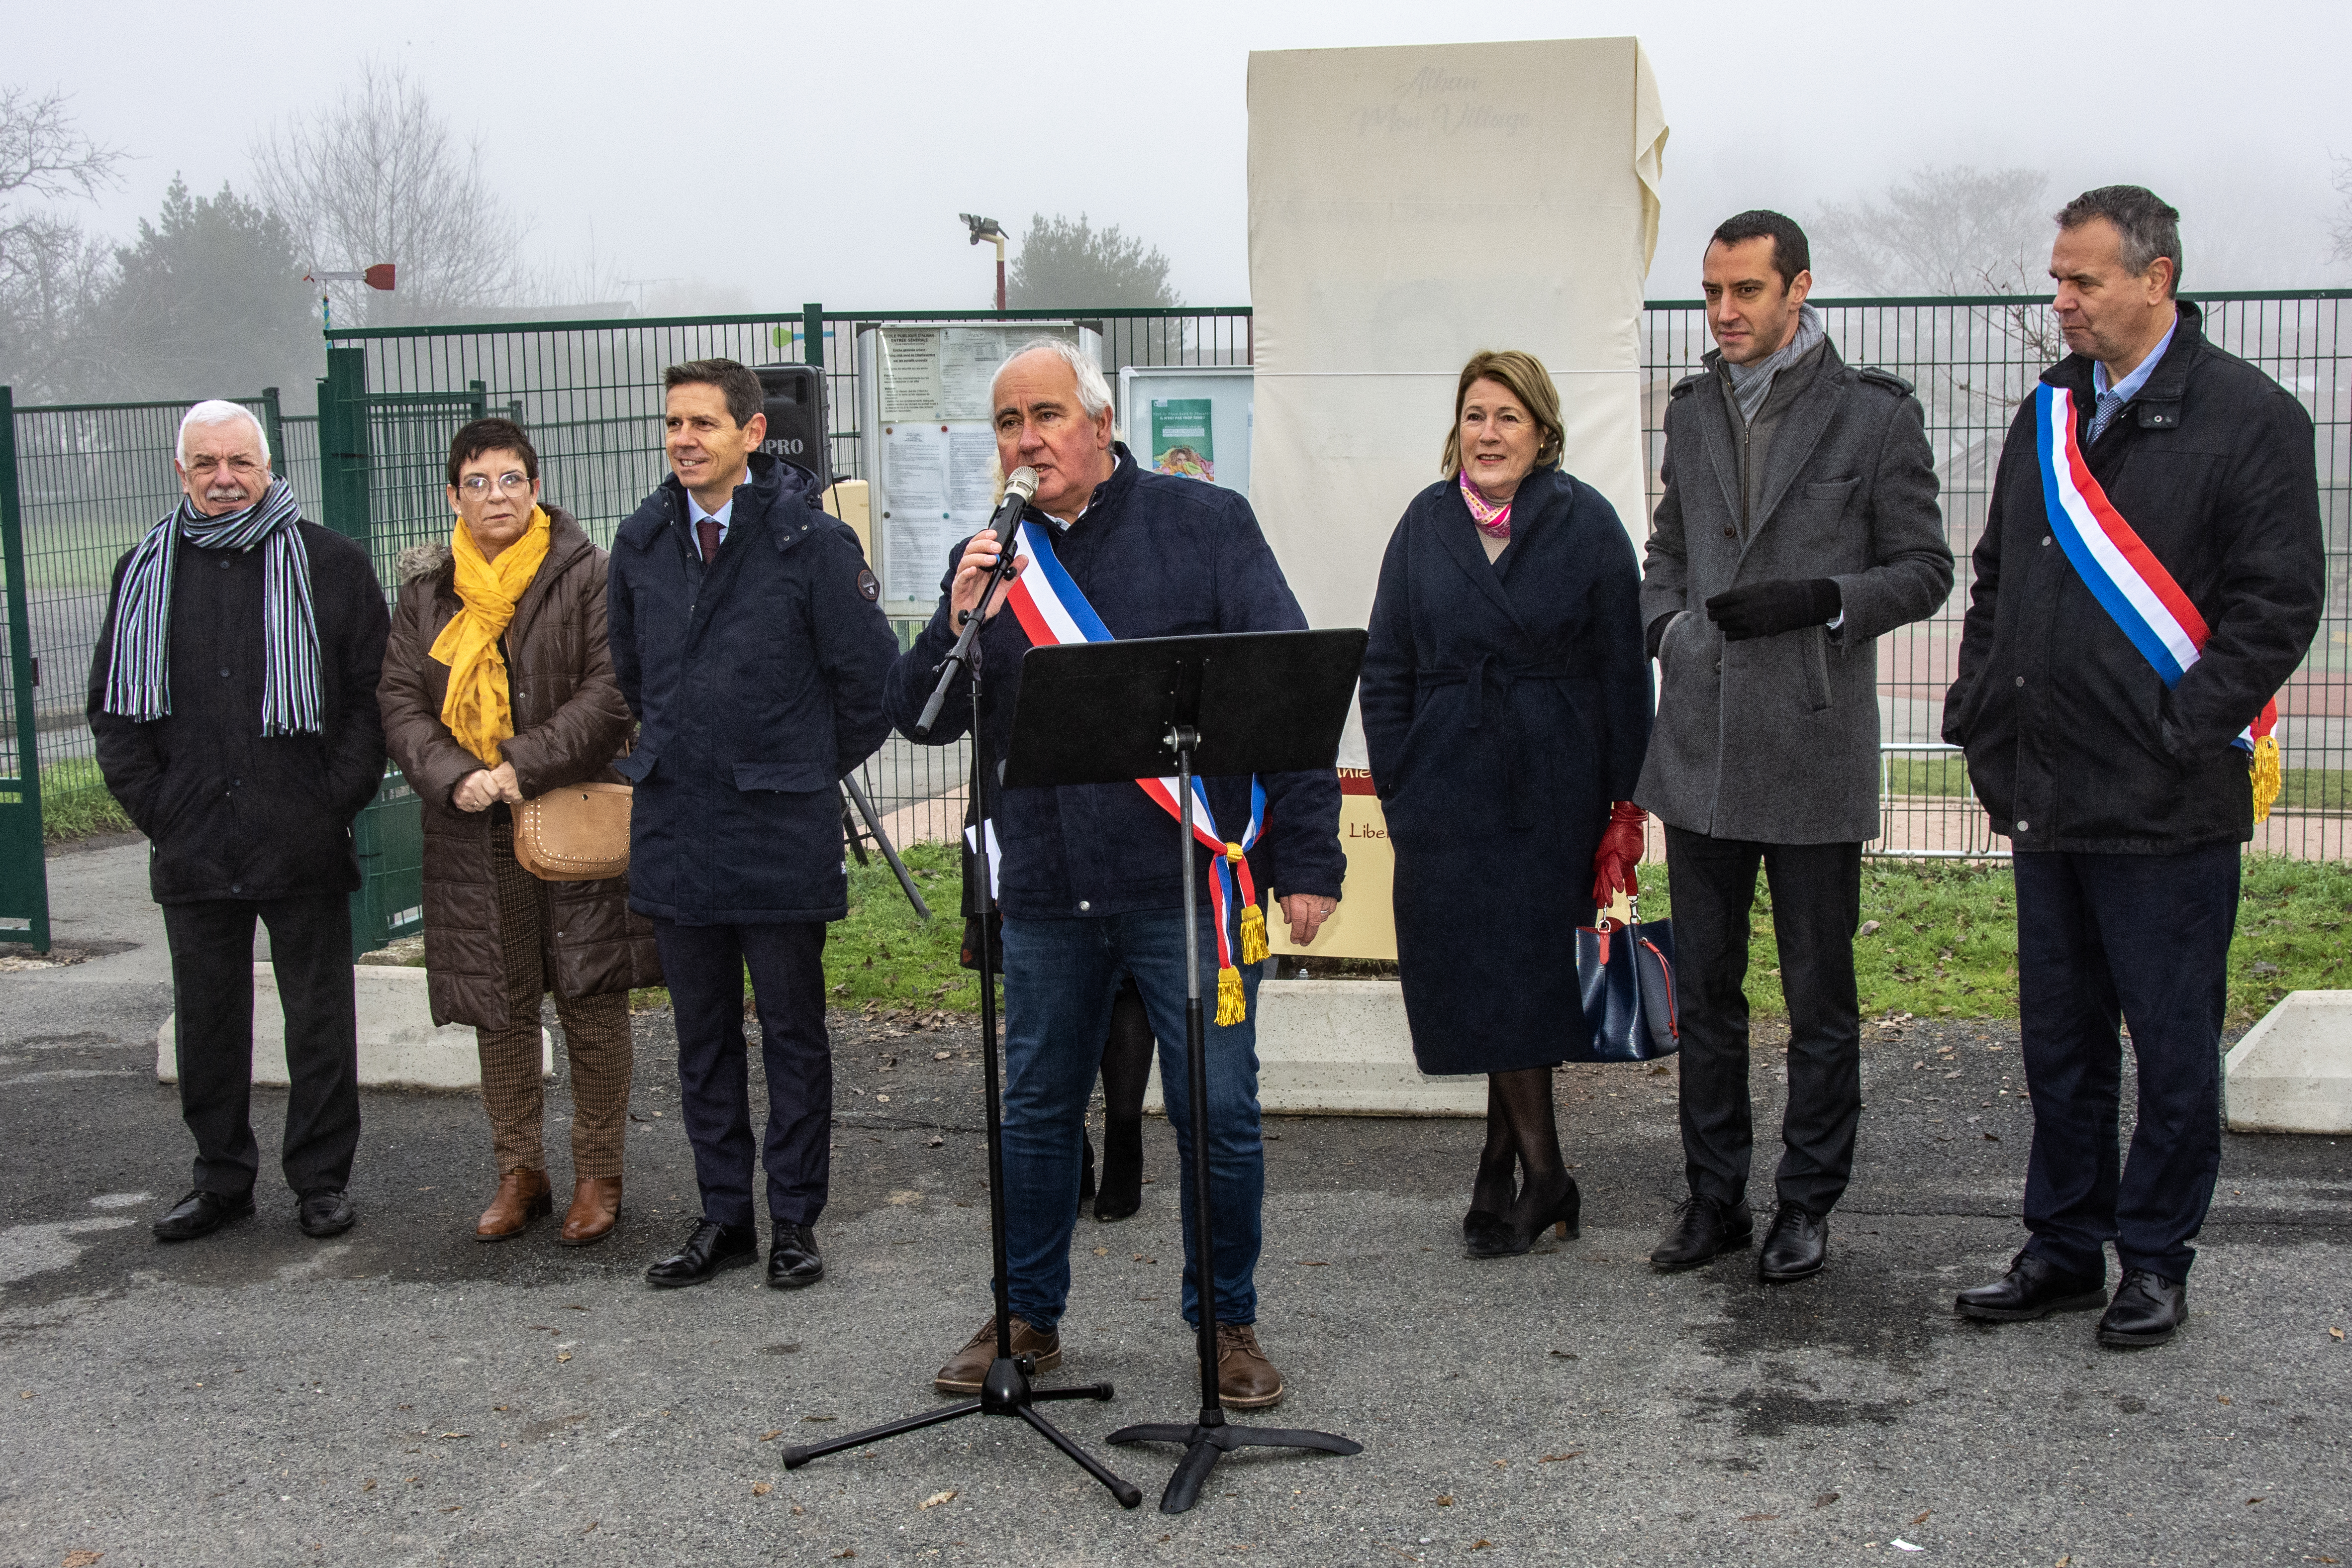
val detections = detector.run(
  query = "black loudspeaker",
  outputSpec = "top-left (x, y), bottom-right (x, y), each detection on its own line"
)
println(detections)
top-left (754, 364), bottom-right (830, 490)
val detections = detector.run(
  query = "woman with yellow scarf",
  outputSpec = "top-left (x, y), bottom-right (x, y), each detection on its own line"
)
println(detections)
top-left (379, 419), bottom-right (658, 1247)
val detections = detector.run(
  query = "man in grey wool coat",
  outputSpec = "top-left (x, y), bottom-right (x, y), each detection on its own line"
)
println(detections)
top-left (1636, 210), bottom-right (1954, 1285)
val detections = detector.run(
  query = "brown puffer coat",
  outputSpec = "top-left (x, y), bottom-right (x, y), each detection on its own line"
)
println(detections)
top-left (379, 506), bottom-right (661, 1029)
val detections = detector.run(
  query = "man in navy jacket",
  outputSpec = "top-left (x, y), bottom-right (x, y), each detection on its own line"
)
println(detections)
top-left (1946, 189), bottom-right (2323, 1348)
top-left (608, 359), bottom-right (899, 1292)
top-left (888, 340), bottom-right (1344, 1409)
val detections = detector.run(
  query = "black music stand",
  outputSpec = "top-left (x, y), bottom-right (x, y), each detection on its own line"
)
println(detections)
top-left (780, 542), bottom-right (1144, 1510)
top-left (1001, 629), bottom-right (1368, 1515)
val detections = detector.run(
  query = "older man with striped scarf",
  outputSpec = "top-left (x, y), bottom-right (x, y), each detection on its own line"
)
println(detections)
top-left (89, 400), bottom-right (390, 1245)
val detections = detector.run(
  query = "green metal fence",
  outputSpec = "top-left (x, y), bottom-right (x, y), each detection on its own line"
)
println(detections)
top-left (7, 293), bottom-right (2344, 887)
top-left (318, 305), bottom-right (1256, 851)
top-left (1643, 291), bottom-right (2352, 860)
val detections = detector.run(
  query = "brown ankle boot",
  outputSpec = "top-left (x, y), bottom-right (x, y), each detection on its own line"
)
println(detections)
top-left (933, 1312), bottom-right (1061, 1394)
top-left (1215, 1322), bottom-right (1285, 1409)
top-left (476, 1168), bottom-right (551, 1242)
top-left (559, 1177), bottom-right (623, 1247)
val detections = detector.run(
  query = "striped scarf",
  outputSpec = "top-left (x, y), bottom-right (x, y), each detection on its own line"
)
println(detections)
top-left (100, 478), bottom-right (324, 736)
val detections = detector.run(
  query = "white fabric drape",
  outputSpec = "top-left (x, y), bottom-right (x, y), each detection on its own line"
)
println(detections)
top-left (1248, 36), bottom-right (1669, 770)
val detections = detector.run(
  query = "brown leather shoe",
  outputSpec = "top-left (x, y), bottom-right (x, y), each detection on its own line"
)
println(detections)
top-left (475, 1168), bottom-right (552, 1242)
top-left (559, 1177), bottom-right (623, 1247)
top-left (1215, 1322), bottom-right (1285, 1410)
top-left (933, 1312), bottom-right (1062, 1394)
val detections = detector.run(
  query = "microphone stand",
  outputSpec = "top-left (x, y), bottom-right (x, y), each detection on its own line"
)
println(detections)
top-left (782, 520), bottom-right (1143, 1510)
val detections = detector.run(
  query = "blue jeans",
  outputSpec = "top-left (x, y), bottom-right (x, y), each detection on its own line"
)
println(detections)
top-left (2013, 845), bottom-right (2238, 1282)
top-left (997, 908), bottom-right (1264, 1331)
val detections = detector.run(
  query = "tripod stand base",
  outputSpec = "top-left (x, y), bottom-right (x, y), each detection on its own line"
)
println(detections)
top-left (1108, 1414), bottom-right (1363, 1514)
top-left (781, 1357), bottom-right (1142, 1510)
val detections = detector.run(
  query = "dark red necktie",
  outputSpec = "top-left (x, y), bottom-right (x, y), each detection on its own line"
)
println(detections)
top-left (696, 517), bottom-right (720, 564)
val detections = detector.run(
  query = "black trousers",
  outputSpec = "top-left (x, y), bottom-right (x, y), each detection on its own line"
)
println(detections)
top-left (2013, 844), bottom-right (2237, 1283)
top-left (1664, 826), bottom-right (1863, 1215)
top-left (161, 892), bottom-right (361, 1198)
top-left (654, 919), bottom-right (830, 1230)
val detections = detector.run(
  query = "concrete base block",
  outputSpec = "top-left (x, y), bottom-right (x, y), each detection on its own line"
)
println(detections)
top-left (156, 963), bottom-right (550, 1092)
top-left (2225, 990), bottom-right (2352, 1135)
top-left (1145, 978), bottom-right (1482, 1118)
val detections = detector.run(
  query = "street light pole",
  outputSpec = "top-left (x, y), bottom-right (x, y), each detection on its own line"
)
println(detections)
top-left (960, 214), bottom-right (1008, 312)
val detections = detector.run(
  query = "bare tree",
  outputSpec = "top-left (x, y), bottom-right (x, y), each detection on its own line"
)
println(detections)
top-left (250, 62), bottom-right (529, 327)
top-left (0, 84), bottom-right (122, 398)
top-left (1811, 165), bottom-right (2054, 298)
top-left (2331, 155), bottom-right (2352, 266)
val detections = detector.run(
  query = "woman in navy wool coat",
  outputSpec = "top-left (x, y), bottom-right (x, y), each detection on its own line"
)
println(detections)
top-left (1361, 349), bottom-right (1653, 1259)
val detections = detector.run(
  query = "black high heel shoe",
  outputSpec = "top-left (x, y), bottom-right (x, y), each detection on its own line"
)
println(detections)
top-left (1093, 1118), bottom-right (1143, 1222)
top-left (1463, 1209), bottom-right (1510, 1255)
top-left (1469, 1175), bottom-right (1581, 1259)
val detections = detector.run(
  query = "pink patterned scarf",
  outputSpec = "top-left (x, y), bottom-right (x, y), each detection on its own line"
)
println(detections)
top-left (1459, 470), bottom-right (1512, 541)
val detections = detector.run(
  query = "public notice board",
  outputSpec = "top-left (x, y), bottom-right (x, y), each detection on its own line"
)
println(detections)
top-left (863, 322), bottom-right (1088, 608)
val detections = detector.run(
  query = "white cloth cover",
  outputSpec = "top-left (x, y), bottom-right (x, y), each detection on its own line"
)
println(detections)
top-left (1249, 36), bottom-right (1668, 770)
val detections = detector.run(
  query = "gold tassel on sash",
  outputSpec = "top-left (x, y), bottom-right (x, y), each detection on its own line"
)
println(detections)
top-left (1238, 903), bottom-right (1270, 965)
top-left (1216, 965), bottom-right (1247, 1027)
top-left (1226, 840), bottom-right (1270, 966)
top-left (2252, 733), bottom-right (2282, 824)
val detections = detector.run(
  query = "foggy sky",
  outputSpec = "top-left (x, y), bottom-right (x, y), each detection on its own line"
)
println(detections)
top-left (19, 0), bottom-right (2352, 313)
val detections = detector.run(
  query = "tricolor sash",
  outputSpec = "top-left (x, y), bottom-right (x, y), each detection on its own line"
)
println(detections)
top-left (999, 517), bottom-right (1271, 1024)
top-left (2033, 384), bottom-right (2282, 821)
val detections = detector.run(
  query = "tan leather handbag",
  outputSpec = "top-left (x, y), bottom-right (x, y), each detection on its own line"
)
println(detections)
top-left (513, 782), bottom-right (632, 882)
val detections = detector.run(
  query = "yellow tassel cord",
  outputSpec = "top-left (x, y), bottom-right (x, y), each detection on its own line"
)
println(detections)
top-left (1238, 903), bottom-right (1270, 965)
top-left (1215, 965), bottom-right (1248, 1027)
top-left (2251, 733), bottom-right (2282, 824)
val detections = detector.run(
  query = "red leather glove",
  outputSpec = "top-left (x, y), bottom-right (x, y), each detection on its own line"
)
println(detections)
top-left (1590, 801), bottom-right (1648, 908)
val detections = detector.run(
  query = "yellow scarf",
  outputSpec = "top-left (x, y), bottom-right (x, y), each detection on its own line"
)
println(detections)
top-left (430, 506), bottom-right (553, 766)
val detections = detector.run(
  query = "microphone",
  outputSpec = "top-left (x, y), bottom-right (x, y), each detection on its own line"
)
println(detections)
top-left (913, 465), bottom-right (1040, 739)
top-left (986, 466), bottom-right (1040, 554)
top-left (956, 465), bottom-right (1037, 628)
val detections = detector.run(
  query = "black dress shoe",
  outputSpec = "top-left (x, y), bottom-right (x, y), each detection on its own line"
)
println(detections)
top-left (2097, 1269), bottom-right (2186, 1348)
top-left (768, 1222), bottom-right (824, 1289)
top-left (153, 1189), bottom-right (254, 1243)
top-left (1955, 1251), bottom-right (2108, 1322)
top-left (296, 1188), bottom-right (356, 1239)
top-left (644, 1219), bottom-right (758, 1288)
top-left (1650, 1194), bottom-right (1754, 1272)
top-left (1757, 1201), bottom-right (1827, 1283)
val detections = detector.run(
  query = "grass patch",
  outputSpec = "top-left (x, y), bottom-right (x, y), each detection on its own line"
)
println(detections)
top-left (1879, 755), bottom-right (1976, 798)
top-left (1634, 852), bottom-right (2352, 1028)
top-left (39, 758), bottom-right (134, 844)
top-left (1879, 755), bottom-right (2347, 813)
top-left (827, 840), bottom-right (975, 1013)
top-left (615, 844), bottom-right (2352, 1030)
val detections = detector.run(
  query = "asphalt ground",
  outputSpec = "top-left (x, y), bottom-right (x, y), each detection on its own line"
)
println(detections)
top-left (1, 841), bottom-right (2349, 1567)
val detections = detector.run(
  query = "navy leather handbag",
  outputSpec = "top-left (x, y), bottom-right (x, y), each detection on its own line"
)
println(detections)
top-left (1570, 899), bottom-right (1679, 1062)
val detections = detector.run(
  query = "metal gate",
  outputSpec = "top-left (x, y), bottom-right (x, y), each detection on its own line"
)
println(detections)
top-left (319, 347), bottom-right (501, 956)
top-left (0, 389), bottom-right (49, 950)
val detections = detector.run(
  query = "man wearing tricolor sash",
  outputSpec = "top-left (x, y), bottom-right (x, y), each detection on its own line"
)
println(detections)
top-left (884, 339), bottom-right (1346, 1408)
top-left (1946, 187), bottom-right (2323, 1348)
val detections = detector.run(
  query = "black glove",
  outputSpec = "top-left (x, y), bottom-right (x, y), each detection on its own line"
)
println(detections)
top-left (1703, 578), bottom-right (1842, 642)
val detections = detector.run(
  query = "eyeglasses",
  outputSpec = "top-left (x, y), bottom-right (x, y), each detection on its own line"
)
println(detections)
top-left (458, 472), bottom-right (533, 496)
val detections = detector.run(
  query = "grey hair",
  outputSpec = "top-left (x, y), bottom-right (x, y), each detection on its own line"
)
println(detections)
top-left (2056, 185), bottom-right (2182, 295)
top-left (177, 400), bottom-right (271, 468)
top-left (992, 336), bottom-right (1118, 425)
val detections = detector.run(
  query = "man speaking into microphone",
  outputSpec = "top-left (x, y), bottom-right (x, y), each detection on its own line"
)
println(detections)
top-left (887, 338), bottom-right (1344, 1408)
